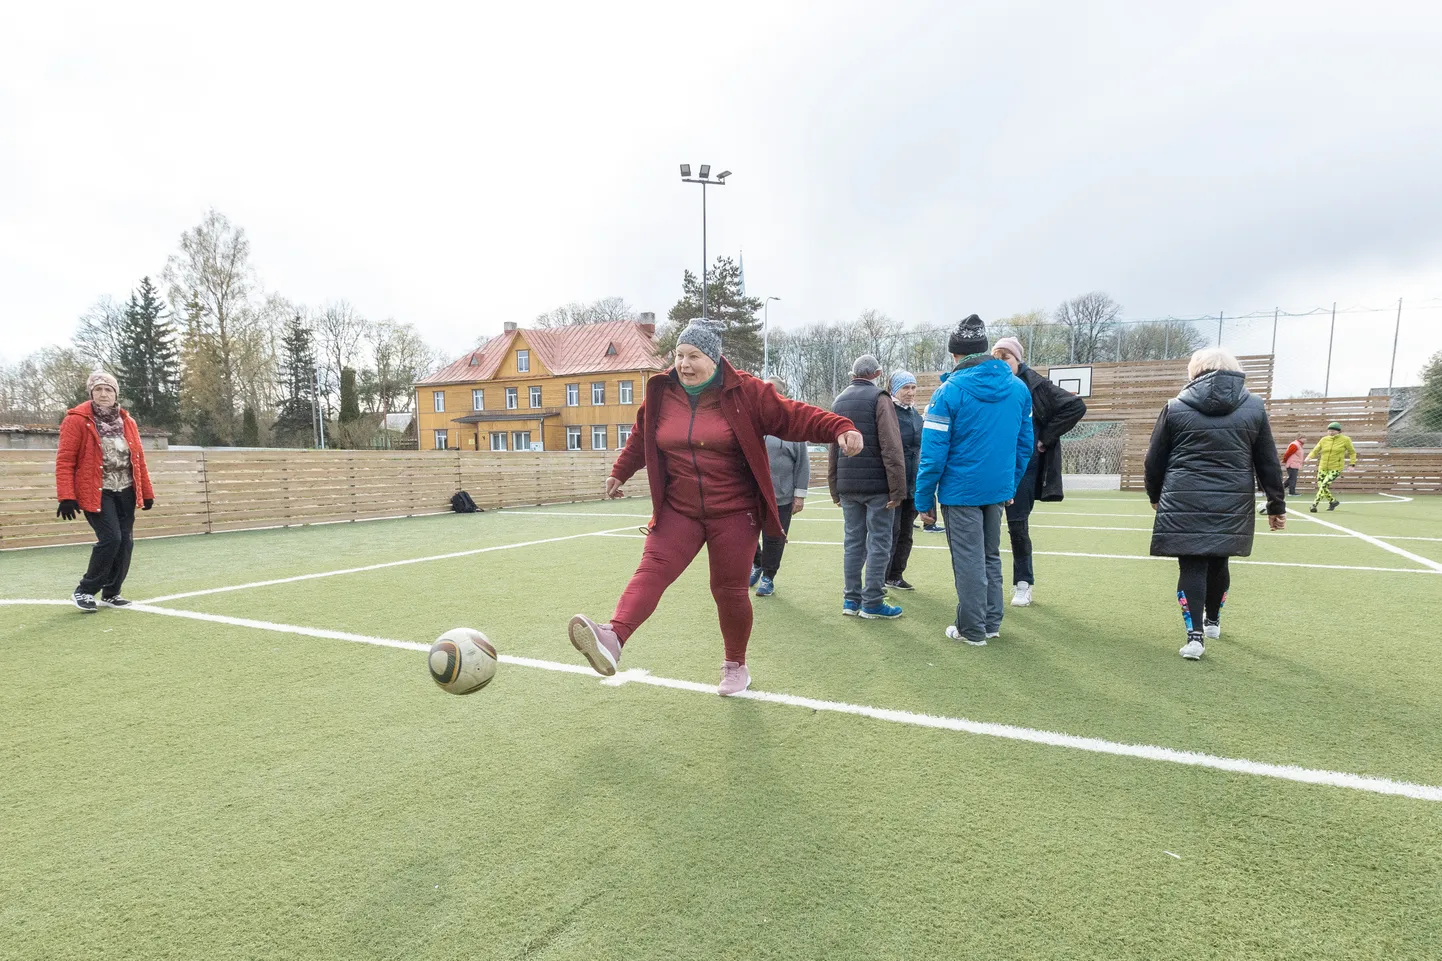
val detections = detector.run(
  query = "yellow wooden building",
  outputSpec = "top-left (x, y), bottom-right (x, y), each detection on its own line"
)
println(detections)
top-left (414, 318), bottom-right (667, 453)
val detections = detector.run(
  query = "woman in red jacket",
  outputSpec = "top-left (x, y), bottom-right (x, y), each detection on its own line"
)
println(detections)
top-left (569, 321), bottom-right (862, 696)
top-left (54, 371), bottom-right (156, 612)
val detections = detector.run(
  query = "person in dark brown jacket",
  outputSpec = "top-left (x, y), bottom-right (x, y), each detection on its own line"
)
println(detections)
top-left (828, 354), bottom-right (909, 618)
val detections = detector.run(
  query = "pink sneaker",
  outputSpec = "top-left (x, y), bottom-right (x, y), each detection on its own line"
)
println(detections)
top-left (568, 614), bottom-right (621, 677)
top-left (717, 660), bottom-right (750, 697)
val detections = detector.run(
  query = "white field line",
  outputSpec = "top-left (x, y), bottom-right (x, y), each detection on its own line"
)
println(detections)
top-left (21, 601), bottom-right (1413, 803)
top-left (0, 599), bottom-right (72, 606)
top-left (593, 533), bottom-right (1440, 575)
top-left (138, 526), bottom-right (641, 604)
top-left (1295, 513), bottom-right (1442, 574)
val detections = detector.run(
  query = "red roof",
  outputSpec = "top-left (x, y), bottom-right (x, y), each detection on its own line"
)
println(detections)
top-left (419, 320), bottom-right (667, 385)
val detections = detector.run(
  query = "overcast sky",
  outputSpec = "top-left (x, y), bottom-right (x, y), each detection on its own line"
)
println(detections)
top-left (3, 0), bottom-right (1440, 397)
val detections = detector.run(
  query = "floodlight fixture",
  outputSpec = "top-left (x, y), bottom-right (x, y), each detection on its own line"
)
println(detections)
top-left (716, 170), bottom-right (731, 181)
top-left (698, 164), bottom-right (711, 179)
top-left (679, 164), bottom-right (691, 178)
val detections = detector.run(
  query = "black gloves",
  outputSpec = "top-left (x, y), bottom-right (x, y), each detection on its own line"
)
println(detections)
top-left (57, 500), bottom-right (79, 521)
top-left (143, 499), bottom-right (154, 511)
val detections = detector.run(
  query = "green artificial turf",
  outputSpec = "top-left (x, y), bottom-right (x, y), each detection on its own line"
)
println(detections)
top-left (3, 492), bottom-right (1440, 959)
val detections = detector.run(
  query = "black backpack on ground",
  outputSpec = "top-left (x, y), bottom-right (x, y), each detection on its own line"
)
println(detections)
top-left (450, 490), bottom-right (480, 514)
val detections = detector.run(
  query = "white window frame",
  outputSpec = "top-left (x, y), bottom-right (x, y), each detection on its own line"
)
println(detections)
top-left (433, 391), bottom-right (445, 413)
top-left (434, 430), bottom-right (448, 449)
top-left (619, 381), bottom-right (634, 404)
top-left (529, 385), bottom-right (542, 408)
top-left (516, 349), bottom-right (530, 373)
top-left (471, 389), bottom-right (484, 411)
top-left (617, 424), bottom-right (632, 447)
top-left (490, 432), bottom-right (508, 451)
top-left (591, 382), bottom-right (605, 405)
top-left (566, 426), bottom-right (582, 450)
top-left (505, 386), bottom-right (518, 410)
top-left (566, 383), bottom-right (580, 406)
top-left (591, 425), bottom-right (608, 450)
top-left (512, 430), bottom-right (531, 451)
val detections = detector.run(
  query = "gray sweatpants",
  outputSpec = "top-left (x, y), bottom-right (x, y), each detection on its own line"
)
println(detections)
top-left (840, 493), bottom-right (895, 607)
top-left (942, 503), bottom-right (1004, 641)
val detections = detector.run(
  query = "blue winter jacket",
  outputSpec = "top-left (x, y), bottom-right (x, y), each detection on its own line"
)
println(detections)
top-left (915, 358), bottom-right (1034, 511)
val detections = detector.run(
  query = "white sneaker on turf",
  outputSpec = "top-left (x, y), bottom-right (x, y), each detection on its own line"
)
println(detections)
top-left (946, 625), bottom-right (986, 646)
top-left (1203, 620), bottom-right (1221, 640)
top-left (985, 631), bottom-right (1001, 639)
top-left (1011, 582), bottom-right (1032, 607)
top-left (1179, 639), bottom-right (1205, 660)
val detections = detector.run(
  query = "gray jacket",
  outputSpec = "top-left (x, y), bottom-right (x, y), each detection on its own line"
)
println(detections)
top-left (765, 435), bottom-right (810, 503)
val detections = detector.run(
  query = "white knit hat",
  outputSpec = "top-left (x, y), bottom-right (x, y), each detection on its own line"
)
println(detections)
top-left (87, 370), bottom-right (119, 395)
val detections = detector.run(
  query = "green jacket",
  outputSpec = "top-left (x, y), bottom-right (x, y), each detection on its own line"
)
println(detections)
top-left (1307, 433), bottom-right (1357, 472)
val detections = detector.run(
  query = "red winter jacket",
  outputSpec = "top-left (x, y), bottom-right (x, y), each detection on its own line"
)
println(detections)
top-left (55, 402), bottom-right (155, 514)
top-left (611, 359), bottom-right (855, 538)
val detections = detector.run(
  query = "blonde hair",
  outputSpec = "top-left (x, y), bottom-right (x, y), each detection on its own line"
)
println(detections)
top-left (765, 375), bottom-right (788, 396)
top-left (1187, 347), bottom-right (1242, 380)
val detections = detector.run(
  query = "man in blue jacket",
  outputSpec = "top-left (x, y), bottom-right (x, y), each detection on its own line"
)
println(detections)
top-left (916, 315), bottom-right (1033, 646)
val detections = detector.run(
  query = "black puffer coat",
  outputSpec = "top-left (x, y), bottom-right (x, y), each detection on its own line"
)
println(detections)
top-left (1145, 369), bottom-right (1286, 558)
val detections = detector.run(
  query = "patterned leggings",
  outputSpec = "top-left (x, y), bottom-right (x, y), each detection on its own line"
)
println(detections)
top-left (1312, 469), bottom-right (1342, 507)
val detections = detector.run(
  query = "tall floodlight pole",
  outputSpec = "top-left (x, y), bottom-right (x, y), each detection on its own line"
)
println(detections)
top-left (679, 165), bottom-right (731, 321)
top-left (1270, 308), bottom-right (1279, 358)
top-left (1323, 302), bottom-right (1337, 398)
top-left (1217, 311), bottom-right (1224, 347)
top-left (762, 296), bottom-right (781, 378)
top-left (1387, 298), bottom-right (1403, 394)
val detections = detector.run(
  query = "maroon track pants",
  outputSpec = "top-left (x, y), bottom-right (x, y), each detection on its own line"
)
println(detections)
top-left (611, 501), bottom-right (761, 663)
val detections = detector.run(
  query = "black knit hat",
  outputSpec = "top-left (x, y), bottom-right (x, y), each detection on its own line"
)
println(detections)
top-left (948, 314), bottom-right (988, 356)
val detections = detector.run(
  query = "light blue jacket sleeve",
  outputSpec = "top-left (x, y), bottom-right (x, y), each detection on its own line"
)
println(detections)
top-left (793, 440), bottom-right (810, 497)
top-left (914, 384), bottom-right (955, 515)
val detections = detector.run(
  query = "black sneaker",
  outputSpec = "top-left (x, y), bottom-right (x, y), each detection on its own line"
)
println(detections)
top-left (1309, 505), bottom-right (1318, 513)
top-left (1327, 500), bottom-right (1339, 511)
top-left (73, 592), bottom-right (97, 613)
top-left (99, 595), bottom-right (132, 608)
top-left (886, 578), bottom-right (915, 591)
top-left (923, 524), bottom-right (945, 533)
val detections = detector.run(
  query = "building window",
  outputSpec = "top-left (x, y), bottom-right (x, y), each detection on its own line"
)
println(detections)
top-left (512, 430), bottom-right (531, 451)
top-left (434, 430), bottom-right (448, 450)
top-left (516, 349), bottom-right (530, 372)
top-left (490, 432), bottom-right (508, 451)
top-left (619, 380), bottom-right (634, 404)
top-left (433, 391), bottom-right (445, 413)
top-left (566, 383), bottom-right (580, 406)
top-left (506, 387), bottom-right (518, 410)
top-left (617, 424), bottom-right (632, 447)
top-left (591, 382), bottom-right (605, 405)
top-left (566, 426), bottom-right (582, 450)
top-left (591, 425), bottom-right (608, 450)
top-left (472, 389), bottom-right (484, 411)
top-left (529, 385), bottom-right (542, 408)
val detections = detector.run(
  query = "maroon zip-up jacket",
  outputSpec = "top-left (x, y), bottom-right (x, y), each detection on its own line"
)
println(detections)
top-left (611, 359), bottom-right (855, 539)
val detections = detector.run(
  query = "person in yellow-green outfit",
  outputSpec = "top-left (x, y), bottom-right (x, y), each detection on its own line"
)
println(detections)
top-left (1306, 421), bottom-right (1357, 512)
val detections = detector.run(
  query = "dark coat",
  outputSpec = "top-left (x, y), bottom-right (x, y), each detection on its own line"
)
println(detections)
top-left (611, 358), bottom-right (855, 539)
top-left (1144, 369), bottom-right (1286, 557)
top-left (893, 401), bottom-right (923, 492)
top-left (1018, 364), bottom-right (1087, 502)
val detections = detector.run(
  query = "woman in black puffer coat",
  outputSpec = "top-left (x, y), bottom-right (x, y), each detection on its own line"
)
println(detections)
top-left (1144, 348), bottom-right (1287, 661)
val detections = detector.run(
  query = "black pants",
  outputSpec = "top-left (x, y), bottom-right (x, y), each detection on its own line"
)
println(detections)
top-left (887, 497), bottom-right (918, 580)
top-left (1286, 467), bottom-right (1299, 496)
top-left (77, 488), bottom-right (136, 598)
top-left (1176, 555), bottom-right (1229, 634)
top-left (753, 502), bottom-right (796, 578)
top-left (1005, 459), bottom-right (1039, 584)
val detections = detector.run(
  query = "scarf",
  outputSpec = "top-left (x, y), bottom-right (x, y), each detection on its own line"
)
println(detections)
top-left (92, 401), bottom-right (125, 438)
top-left (681, 368), bottom-right (719, 397)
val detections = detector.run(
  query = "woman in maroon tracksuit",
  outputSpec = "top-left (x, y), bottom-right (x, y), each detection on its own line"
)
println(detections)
top-left (569, 321), bottom-right (861, 696)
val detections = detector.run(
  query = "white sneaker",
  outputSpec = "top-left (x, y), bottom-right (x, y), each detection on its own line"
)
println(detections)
top-left (946, 625), bottom-right (986, 647)
top-left (1203, 620), bottom-right (1221, 640)
top-left (985, 631), bottom-right (1001, 639)
top-left (1179, 640), bottom-right (1205, 660)
top-left (1011, 582), bottom-right (1032, 607)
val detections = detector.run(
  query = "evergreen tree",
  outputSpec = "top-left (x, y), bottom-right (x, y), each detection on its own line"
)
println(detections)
top-left (240, 406), bottom-right (260, 446)
top-left (272, 315), bottom-right (318, 445)
top-left (662, 256), bottom-right (765, 372)
top-left (115, 277), bottom-right (181, 429)
top-left (339, 367), bottom-right (360, 423)
top-left (179, 293), bottom-right (229, 446)
top-left (1417, 350), bottom-right (1442, 431)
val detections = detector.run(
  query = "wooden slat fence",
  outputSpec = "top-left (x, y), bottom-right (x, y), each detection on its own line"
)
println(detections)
top-left (0, 449), bottom-right (615, 550)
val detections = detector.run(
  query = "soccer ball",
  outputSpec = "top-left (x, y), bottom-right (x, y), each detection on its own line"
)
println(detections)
top-left (428, 628), bottom-right (498, 695)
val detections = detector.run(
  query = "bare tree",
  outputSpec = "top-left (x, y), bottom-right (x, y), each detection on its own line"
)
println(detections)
top-left (311, 300), bottom-right (368, 407)
top-left (534, 297), bottom-right (636, 328)
top-left (855, 309), bottom-right (905, 373)
top-left (72, 297), bottom-right (128, 370)
top-left (1053, 292), bottom-right (1121, 364)
top-left (162, 209), bottom-right (257, 440)
top-left (364, 319), bottom-right (442, 414)
top-left (1119, 320), bottom-right (1206, 361)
